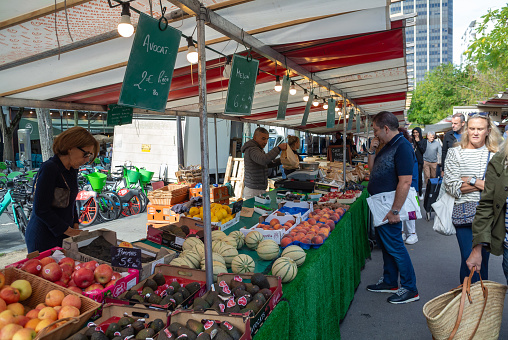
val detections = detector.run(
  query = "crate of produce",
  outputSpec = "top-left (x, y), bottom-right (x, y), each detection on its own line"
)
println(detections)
top-left (147, 203), bottom-right (181, 223)
top-left (147, 184), bottom-right (189, 205)
top-left (189, 272), bottom-right (282, 338)
top-left (254, 194), bottom-right (271, 205)
top-left (5, 247), bottom-right (139, 306)
top-left (167, 310), bottom-right (252, 339)
top-left (189, 185), bottom-right (230, 201)
top-left (71, 303), bottom-right (169, 339)
top-left (106, 264), bottom-right (207, 310)
top-left (240, 213), bottom-right (297, 244)
top-left (0, 267), bottom-right (101, 340)
top-left (146, 218), bottom-right (206, 252)
top-left (277, 201), bottom-right (313, 220)
top-left (62, 229), bottom-right (177, 281)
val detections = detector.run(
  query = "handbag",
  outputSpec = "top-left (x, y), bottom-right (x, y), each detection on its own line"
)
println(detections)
top-left (423, 269), bottom-right (508, 339)
top-left (451, 151), bottom-right (490, 227)
top-left (432, 189), bottom-right (456, 236)
top-left (52, 174), bottom-right (70, 209)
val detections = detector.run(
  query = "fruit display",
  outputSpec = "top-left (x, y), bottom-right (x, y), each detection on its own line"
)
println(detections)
top-left (186, 203), bottom-right (236, 224)
top-left (160, 317), bottom-right (244, 340)
top-left (280, 245), bottom-right (306, 267)
top-left (271, 257), bottom-right (298, 283)
top-left (79, 236), bottom-right (157, 264)
top-left (318, 190), bottom-right (361, 204)
top-left (244, 231), bottom-right (263, 250)
top-left (254, 218), bottom-right (295, 231)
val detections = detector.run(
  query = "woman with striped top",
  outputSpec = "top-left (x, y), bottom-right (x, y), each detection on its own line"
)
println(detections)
top-left (443, 113), bottom-right (501, 283)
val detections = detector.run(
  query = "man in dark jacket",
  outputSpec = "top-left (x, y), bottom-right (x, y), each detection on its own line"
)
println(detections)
top-left (442, 113), bottom-right (465, 175)
top-left (241, 127), bottom-right (287, 199)
top-left (411, 127), bottom-right (426, 196)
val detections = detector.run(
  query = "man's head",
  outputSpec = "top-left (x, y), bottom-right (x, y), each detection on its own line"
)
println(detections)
top-left (253, 127), bottom-right (270, 148)
top-left (372, 111), bottom-right (399, 144)
top-left (427, 131), bottom-right (436, 142)
top-left (451, 113), bottom-right (465, 133)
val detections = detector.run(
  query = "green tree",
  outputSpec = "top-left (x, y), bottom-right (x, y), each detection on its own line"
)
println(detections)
top-left (408, 64), bottom-right (477, 125)
top-left (465, 6), bottom-right (508, 73)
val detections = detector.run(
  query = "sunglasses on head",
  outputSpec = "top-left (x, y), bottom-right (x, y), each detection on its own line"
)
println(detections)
top-left (468, 112), bottom-right (489, 118)
top-left (77, 147), bottom-right (93, 160)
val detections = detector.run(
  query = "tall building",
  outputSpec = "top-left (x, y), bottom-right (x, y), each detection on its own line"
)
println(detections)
top-left (391, 0), bottom-right (453, 87)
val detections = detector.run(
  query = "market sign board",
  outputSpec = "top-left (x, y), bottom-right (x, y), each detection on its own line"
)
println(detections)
top-left (276, 75), bottom-right (290, 120)
top-left (224, 54), bottom-right (259, 115)
top-left (107, 105), bottom-right (133, 126)
top-left (326, 98), bottom-right (336, 128)
top-left (119, 13), bottom-right (181, 113)
top-left (301, 90), bottom-right (313, 126)
top-left (452, 106), bottom-right (502, 122)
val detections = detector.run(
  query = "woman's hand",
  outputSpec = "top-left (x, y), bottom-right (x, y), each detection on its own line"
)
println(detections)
top-left (466, 244), bottom-right (483, 273)
top-left (64, 227), bottom-right (81, 237)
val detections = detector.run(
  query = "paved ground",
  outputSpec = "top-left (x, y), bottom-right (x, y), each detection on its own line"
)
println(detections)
top-left (1, 206), bottom-right (507, 339)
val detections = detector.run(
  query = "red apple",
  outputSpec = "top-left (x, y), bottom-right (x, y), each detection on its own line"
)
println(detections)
top-left (58, 257), bottom-right (75, 270)
top-left (84, 283), bottom-right (104, 293)
top-left (53, 281), bottom-right (66, 288)
top-left (82, 261), bottom-right (99, 271)
top-left (0, 287), bottom-right (20, 304)
top-left (111, 272), bottom-right (122, 281)
top-left (0, 272), bottom-right (4, 290)
top-left (41, 263), bottom-right (62, 282)
top-left (67, 287), bottom-right (83, 295)
top-left (67, 280), bottom-right (77, 287)
top-left (20, 259), bottom-right (43, 276)
top-left (94, 264), bottom-right (113, 284)
top-left (61, 295), bottom-right (81, 309)
top-left (60, 268), bottom-right (72, 286)
top-left (104, 279), bottom-right (117, 288)
top-left (72, 268), bottom-right (94, 289)
top-left (39, 257), bottom-right (56, 266)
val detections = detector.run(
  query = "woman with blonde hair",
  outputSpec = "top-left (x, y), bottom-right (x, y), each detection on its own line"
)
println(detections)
top-left (443, 112), bottom-right (502, 283)
top-left (25, 127), bottom-right (99, 252)
top-left (284, 135), bottom-right (303, 175)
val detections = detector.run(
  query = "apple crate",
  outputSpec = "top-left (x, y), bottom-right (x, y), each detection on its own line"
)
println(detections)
top-left (106, 264), bottom-right (207, 310)
top-left (0, 267), bottom-right (101, 340)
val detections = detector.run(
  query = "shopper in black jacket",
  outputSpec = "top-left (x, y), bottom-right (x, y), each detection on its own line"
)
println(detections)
top-left (442, 113), bottom-right (465, 176)
top-left (411, 127), bottom-right (426, 196)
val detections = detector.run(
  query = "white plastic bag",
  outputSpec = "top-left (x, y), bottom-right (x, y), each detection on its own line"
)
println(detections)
top-left (366, 187), bottom-right (422, 227)
top-left (431, 190), bottom-right (456, 235)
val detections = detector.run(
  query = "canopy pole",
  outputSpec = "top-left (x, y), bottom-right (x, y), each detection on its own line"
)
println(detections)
top-left (214, 114), bottom-right (219, 185)
top-left (176, 116), bottom-right (184, 167)
top-left (343, 106), bottom-right (347, 186)
top-left (197, 6), bottom-right (214, 289)
top-left (366, 114), bottom-right (370, 153)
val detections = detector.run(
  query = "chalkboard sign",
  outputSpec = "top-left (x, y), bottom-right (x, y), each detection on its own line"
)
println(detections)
top-left (326, 98), bottom-right (336, 128)
top-left (231, 199), bottom-right (244, 214)
top-left (301, 90), bottom-right (313, 126)
top-left (118, 13), bottom-right (181, 112)
top-left (107, 104), bottom-right (133, 126)
top-left (329, 146), bottom-right (344, 162)
top-left (111, 246), bottom-right (142, 269)
top-left (347, 108), bottom-right (354, 131)
top-left (224, 54), bottom-right (259, 115)
top-left (276, 75), bottom-right (290, 120)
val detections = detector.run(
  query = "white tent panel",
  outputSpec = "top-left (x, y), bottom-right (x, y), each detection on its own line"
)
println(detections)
top-left (362, 100), bottom-right (406, 114)
top-left (316, 58), bottom-right (406, 80)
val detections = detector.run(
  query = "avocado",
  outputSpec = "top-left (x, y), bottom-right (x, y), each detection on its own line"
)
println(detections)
top-left (225, 304), bottom-right (241, 314)
top-left (147, 294), bottom-right (162, 305)
top-left (203, 320), bottom-right (220, 335)
top-left (131, 294), bottom-right (144, 304)
top-left (111, 337), bottom-right (122, 340)
top-left (180, 225), bottom-right (190, 235)
top-left (118, 316), bottom-right (135, 328)
top-left (232, 289), bottom-right (250, 300)
top-left (90, 332), bottom-right (109, 340)
top-left (244, 298), bottom-right (264, 313)
top-left (69, 334), bottom-right (88, 340)
top-left (186, 319), bottom-right (204, 335)
top-left (229, 280), bottom-right (246, 292)
top-left (204, 291), bottom-right (218, 306)
top-left (185, 282), bottom-right (201, 295)
top-left (170, 281), bottom-right (181, 291)
top-left (194, 304), bottom-right (205, 312)
top-left (85, 326), bottom-right (97, 338)
top-left (153, 272), bottom-right (166, 286)
top-left (143, 278), bottom-right (159, 291)
top-left (214, 330), bottom-right (233, 340)
top-left (142, 286), bottom-right (154, 296)
top-left (251, 273), bottom-right (270, 290)
top-left (120, 327), bottom-right (135, 338)
top-left (196, 230), bottom-right (204, 239)
top-left (124, 290), bottom-right (138, 300)
top-left (196, 333), bottom-right (211, 340)
top-left (177, 326), bottom-right (197, 340)
top-left (178, 287), bottom-right (190, 300)
top-left (173, 292), bottom-right (185, 305)
top-left (244, 283), bottom-right (259, 295)
top-left (192, 297), bottom-right (210, 309)
top-left (211, 300), bottom-right (226, 313)
top-left (131, 321), bottom-right (145, 333)
top-left (220, 322), bottom-right (242, 340)
top-left (160, 295), bottom-right (174, 307)
top-left (106, 323), bottom-right (121, 339)
top-left (258, 288), bottom-right (272, 301)
top-left (149, 318), bottom-right (165, 333)
top-left (135, 328), bottom-right (155, 339)
top-left (168, 322), bottom-right (184, 335)
top-left (252, 293), bottom-right (266, 305)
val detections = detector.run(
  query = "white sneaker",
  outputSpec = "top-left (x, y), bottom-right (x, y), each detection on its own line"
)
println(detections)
top-left (401, 232), bottom-right (407, 241)
top-left (405, 234), bottom-right (418, 245)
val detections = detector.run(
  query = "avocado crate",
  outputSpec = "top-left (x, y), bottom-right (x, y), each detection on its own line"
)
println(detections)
top-left (0, 267), bottom-right (101, 340)
top-left (146, 219), bottom-right (206, 252)
top-left (5, 247), bottom-right (139, 306)
top-left (106, 264), bottom-right (207, 311)
top-left (71, 303), bottom-right (170, 338)
top-left (168, 309), bottom-right (252, 340)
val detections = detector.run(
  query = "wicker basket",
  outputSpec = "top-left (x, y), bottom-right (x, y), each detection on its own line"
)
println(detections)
top-left (175, 167), bottom-right (202, 184)
top-left (423, 277), bottom-right (508, 340)
top-left (1, 267), bottom-right (101, 340)
top-left (147, 184), bottom-right (189, 205)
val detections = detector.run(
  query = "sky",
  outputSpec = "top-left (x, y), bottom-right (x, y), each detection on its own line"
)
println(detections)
top-left (453, 0), bottom-right (507, 65)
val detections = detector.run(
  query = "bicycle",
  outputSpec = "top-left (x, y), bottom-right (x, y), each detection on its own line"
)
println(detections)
top-left (0, 177), bottom-right (33, 240)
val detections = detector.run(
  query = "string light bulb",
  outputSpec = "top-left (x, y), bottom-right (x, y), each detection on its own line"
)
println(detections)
top-left (289, 81), bottom-right (296, 95)
top-left (186, 36), bottom-right (198, 64)
top-left (274, 76), bottom-right (282, 92)
top-left (223, 56), bottom-right (232, 78)
top-left (312, 95), bottom-right (319, 107)
top-left (303, 89), bottom-right (309, 102)
top-left (117, 2), bottom-right (134, 38)
top-left (323, 99), bottom-right (328, 110)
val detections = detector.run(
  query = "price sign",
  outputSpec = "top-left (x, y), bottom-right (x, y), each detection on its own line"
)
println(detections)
top-left (107, 105), bottom-right (133, 126)
top-left (231, 200), bottom-right (244, 214)
top-left (326, 98), bottom-right (336, 128)
top-left (111, 247), bottom-right (142, 269)
top-left (301, 90), bottom-right (313, 126)
top-left (118, 13), bottom-right (181, 112)
top-left (276, 75), bottom-right (290, 120)
top-left (224, 54), bottom-right (259, 115)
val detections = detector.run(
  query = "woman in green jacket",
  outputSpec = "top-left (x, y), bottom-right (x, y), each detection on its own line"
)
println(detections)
top-left (467, 146), bottom-right (508, 284)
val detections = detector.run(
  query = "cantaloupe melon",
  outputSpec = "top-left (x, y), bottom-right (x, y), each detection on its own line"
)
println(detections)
top-left (272, 256), bottom-right (298, 283)
top-left (221, 236), bottom-right (237, 248)
top-left (229, 230), bottom-right (245, 249)
top-left (170, 256), bottom-right (193, 268)
top-left (200, 252), bottom-right (226, 269)
top-left (231, 254), bottom-right (255, 274)
top-left (281, 245), bottom-right (306, 267)
top-left (211, 230), bottom-right (227, 241)
top-left (245, 230), bottom-right (264, 250)
top-left (183, 250), bottom-right (202, 268)
top-left (217, 244), bottom-right (239, 267)
top-left (201, 260), bottom-right (228, 282)
top-left (256, 239), bottom-right (280, 260)
top-left (212, 240), bottom-right (227, 253)
top-left (183, 237), bottom-right (203, 251)
top-left (194, 243), bottom-right (205, 258)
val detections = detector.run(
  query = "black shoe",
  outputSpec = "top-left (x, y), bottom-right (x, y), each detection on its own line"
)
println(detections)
top-left (367, 277), bottom-right (398, 293)
top-left (387, 288), bottom-right (420, 304)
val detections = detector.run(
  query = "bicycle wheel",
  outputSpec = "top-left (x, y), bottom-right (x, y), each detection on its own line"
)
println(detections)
top-left (78, 197), bottom-right (98, 225)
top-left (138, 191), bottom-right (148, 213)
top-left (97, 193), bottom-right (120, 221)
top-left (121, 194), bottom-right (142, 217)
top-left (106, 191), bottom-right (123, 219)
top-left (13, 205), bottom-right (27, 240)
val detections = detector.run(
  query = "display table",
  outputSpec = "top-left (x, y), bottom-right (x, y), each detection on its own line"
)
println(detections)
top-left (224, 187), bottom-right (371, 340)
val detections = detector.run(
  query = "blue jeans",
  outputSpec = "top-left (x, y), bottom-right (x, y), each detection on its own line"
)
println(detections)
top-left (455, 225), bottom-right (489, 284)
top-left (376, 222), bottom-right (418, 292)
top-left (503, 247), bottom-right (508, 285)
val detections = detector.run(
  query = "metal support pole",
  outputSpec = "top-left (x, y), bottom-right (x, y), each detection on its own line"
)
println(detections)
top-left (74, 111), bottom-right (78, 127)
top-left (59, 110), bottom-right (63, 132)
top-left (214, 114), bottom-right (219, 185)
top-left (343, 106), bottom-right (347, 186)
top-left (176, 116), bottom-right (185, 167)
top-left (366, 114), bottom-right (370, 152)
top-left (87, 111), bottom-right (91, 132)
top-left (197, 6), bottom-right (214, 289)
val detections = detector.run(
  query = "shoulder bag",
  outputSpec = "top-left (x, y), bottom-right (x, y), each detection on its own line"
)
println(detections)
top-left (52, 174), bottom-right (71, 208)
top-left (451, 150), bottom-right (490, 226)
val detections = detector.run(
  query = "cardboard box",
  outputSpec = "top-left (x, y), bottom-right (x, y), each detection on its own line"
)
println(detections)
top-left (74, 304), bottom-right (170, 337)
top-left (169, 310), bottom-right (252, 339)
top-left (106, 264), bottom-right (207, 310)
top-left (147, 203), bottom-right (180, 223)
top-left (1, 267), bottom-right (101, 340)
top-left (240, 212), bottom-right (297, 244)
top-left (190, 185), bottom-right (229, 201)
top-left (146, 217), bottom-right (207, 252)
top-left (62, 229), bottom-right (177, 281)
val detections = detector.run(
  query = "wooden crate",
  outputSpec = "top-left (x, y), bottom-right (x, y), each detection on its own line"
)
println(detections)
top-left (224, 156), bottom-right (245, 201)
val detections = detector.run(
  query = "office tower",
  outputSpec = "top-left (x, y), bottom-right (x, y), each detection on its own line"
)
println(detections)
top-left (391, 0), bottom-right (453, 87)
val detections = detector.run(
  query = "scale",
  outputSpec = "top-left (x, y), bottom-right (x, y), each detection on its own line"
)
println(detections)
top-left (287, 169), bottom-right (319, 181)
top-left (274, 168), bottom-right (323, 193)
